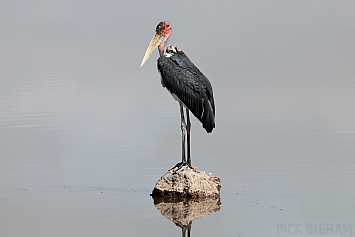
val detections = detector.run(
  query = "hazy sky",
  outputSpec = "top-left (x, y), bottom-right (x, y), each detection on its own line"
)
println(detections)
top-left (1, 1), bottom-right (354, 74)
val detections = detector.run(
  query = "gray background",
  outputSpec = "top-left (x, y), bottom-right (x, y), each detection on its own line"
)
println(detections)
top-left (1, 1), bottom-right (354, 236)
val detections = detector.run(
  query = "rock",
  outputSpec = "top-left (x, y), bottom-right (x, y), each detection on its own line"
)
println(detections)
top-left (151, 166), bottom-right (221, 198)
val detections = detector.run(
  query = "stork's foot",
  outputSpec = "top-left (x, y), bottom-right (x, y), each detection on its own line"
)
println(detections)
top-left (169, 161), bottom-right (193, 173)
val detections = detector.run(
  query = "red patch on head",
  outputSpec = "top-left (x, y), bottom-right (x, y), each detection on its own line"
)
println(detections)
top-left (163, 25), bottom-right (171, 35)
top-left (156, 21), bottom-right (171, 36)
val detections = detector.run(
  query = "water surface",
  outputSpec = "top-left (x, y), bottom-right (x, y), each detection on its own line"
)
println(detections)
top-left (1, 1), bottom-right (355, 236)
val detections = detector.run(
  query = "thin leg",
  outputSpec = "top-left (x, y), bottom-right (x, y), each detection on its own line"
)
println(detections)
top-left (180, 222), bottom-right (191, 237)
top-left (186, 108), bottom-right (191, 166)
top-left (169, 103), bottom-right (192, 171)
top-left (180, 103), bottom-right (186, 164)
top-left (188, 222), bottom-right (191, 237)
top-left (182, 226), bottom-right (186, 237)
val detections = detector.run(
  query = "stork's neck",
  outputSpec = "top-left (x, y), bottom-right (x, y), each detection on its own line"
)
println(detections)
top-left (158, 34), bottom-right (170, 56)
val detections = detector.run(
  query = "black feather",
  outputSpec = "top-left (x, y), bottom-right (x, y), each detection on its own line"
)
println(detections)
top-left (157, 50), bottom-right (215, 133)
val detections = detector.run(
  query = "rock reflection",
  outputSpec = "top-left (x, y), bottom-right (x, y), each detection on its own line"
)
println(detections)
top-left (152, 197), bottom-right (221, 236)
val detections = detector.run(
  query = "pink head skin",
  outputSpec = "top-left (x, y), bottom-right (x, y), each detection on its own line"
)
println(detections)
top-left (140, 21), bottom-right (172, 67)
top-left (155, 21), bottom-right (172, 56)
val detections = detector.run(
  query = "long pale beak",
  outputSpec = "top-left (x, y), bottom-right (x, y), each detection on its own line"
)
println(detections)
top-left (140, 33), bottom-right (165, 67)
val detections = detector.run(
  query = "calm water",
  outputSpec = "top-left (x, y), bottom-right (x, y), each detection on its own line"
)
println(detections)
top-left (1, 1), bottom-right (355, 236)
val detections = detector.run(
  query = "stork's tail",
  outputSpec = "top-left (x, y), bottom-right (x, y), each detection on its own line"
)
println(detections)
top-left (201, 100), bottom-right (215, 133)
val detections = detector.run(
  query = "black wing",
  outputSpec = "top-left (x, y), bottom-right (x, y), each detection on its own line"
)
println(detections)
top-left (157, 50), bottom-right (215, 133)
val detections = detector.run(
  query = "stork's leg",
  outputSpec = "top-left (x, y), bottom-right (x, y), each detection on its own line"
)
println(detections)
top-left (180, 222), bottom-right (192, 237)
top-left (169, 103), bottom-right (192, 171)
top-left (186, 108), bottom-right (191, 166)
top-left (180, 103), bottom-right (187, 165)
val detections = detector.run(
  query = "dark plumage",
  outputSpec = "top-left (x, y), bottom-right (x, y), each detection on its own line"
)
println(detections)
top-left (140, 21), bottom-right (215, 170)
top-left (158, 49), bottom-right (215, 133)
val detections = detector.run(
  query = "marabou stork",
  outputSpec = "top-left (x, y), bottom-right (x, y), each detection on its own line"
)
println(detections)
top-left (140, 21), bottom-right (215, 170)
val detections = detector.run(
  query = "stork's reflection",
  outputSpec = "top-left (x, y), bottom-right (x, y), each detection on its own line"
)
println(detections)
top-left (152, 197), bottom-right (221, 237)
